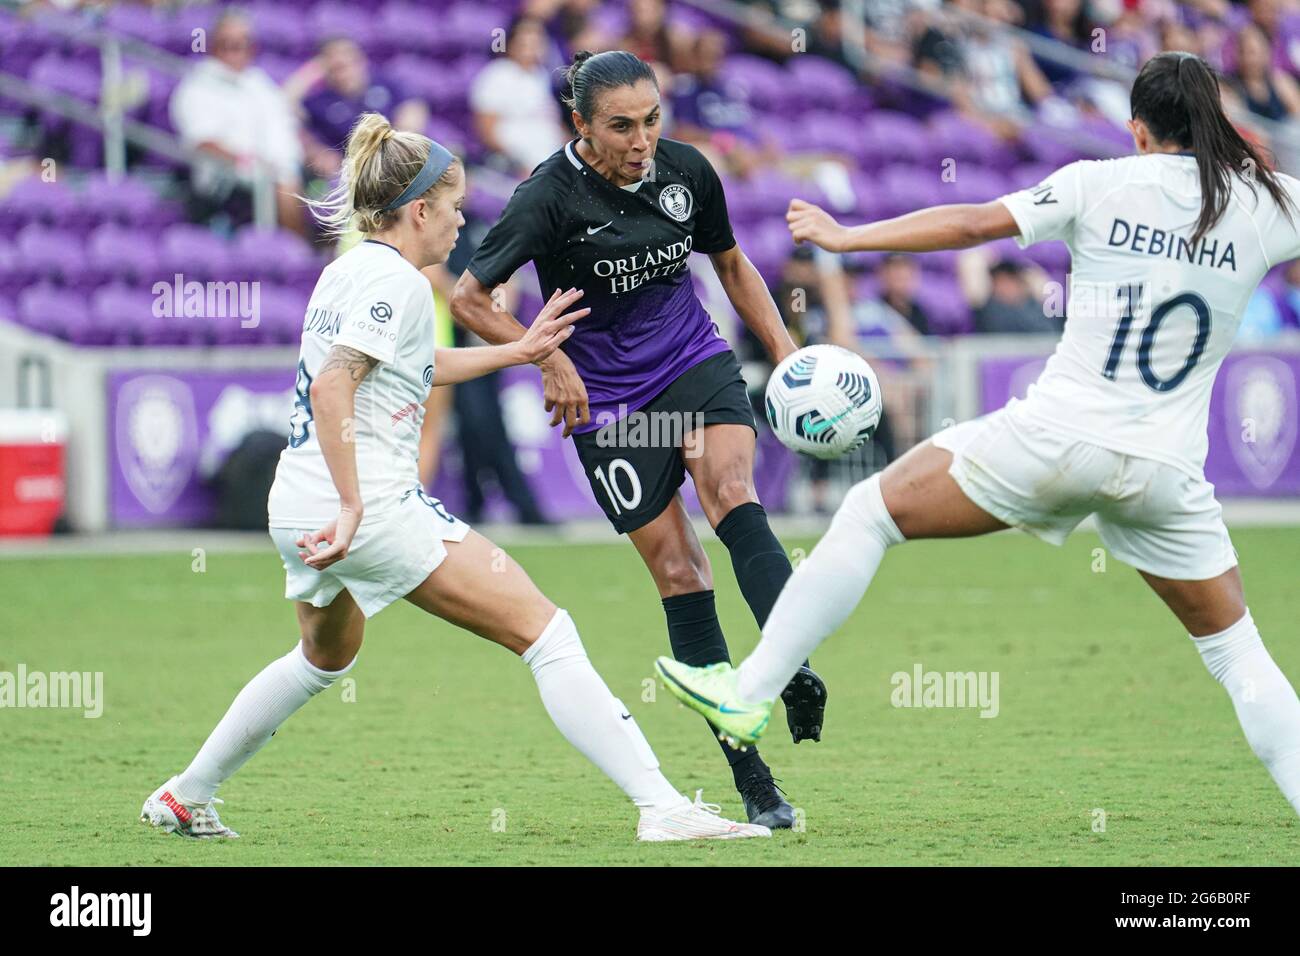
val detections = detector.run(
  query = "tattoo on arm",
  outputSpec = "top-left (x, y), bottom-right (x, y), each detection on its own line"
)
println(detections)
top-left (319, 345), bottom-right (379, 383)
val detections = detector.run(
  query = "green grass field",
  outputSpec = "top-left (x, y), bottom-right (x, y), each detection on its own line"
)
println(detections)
top-left (1, 526), bottom-right (1297, 866)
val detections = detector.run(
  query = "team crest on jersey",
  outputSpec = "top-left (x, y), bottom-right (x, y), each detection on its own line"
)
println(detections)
top-left (658, 183), bottom-right (693, 222)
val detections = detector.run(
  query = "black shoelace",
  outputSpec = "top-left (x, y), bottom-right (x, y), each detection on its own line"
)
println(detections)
top-left (738, 772), bottom-right (787, 813)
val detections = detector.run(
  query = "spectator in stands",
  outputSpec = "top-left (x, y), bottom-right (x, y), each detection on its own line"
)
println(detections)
top-left (671, 29), bottom-right (769, 178)
top-left (871, 252), bottom-right (932, 336)
top-left (169, 9), bottom-right (305, 233)
top-left (951, 0), bottom-right (1052, 118)
top-left (1158, 18), bottom-right (1202, 57)
top-left (470, 16), bottom-right (568, 176)
top-left (1024, 0), bottom-right (1097, 88)
top-left (1228, 23), bottom-right (1300, 122)
top-left (959, 251), bottom-right (1060, 334)
top-left (289, 37), bottom-right (429, 181)
top-left (525, 0), bottom-right (610, 55)
top-left (617, 0), bottom-right (691, 72)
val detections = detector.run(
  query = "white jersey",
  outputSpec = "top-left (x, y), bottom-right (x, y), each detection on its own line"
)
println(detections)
top-left (267, 240), bottom-right (435, 528)
top-left (998, 153), bottom-right (1300, 477)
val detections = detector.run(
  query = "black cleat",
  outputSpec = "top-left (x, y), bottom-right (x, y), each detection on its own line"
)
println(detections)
top-left (780, 665), bottom-right (827, 743)
top-left (737, 771), bottom-right (795, 830)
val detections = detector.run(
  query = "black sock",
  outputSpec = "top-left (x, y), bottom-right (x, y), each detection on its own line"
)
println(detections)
top-left (715, 501), bottom-right (795, 629)
top-left (662, 590), bottom-right (769, 780)
top-left (715, 502), bottom-right (810, 673)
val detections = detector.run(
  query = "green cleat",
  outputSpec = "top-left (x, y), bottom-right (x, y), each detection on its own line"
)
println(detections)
top-left (654, 658), bottom-right (774, 749)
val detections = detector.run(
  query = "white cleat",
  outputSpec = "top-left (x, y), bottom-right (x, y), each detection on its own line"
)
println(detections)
top-left (140, 776), bottom-right (239, 839)
top-left (637, 790), bottom-right (772, 842)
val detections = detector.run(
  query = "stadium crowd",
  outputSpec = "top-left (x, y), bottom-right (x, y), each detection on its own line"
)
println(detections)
top-left (3, 0), bottom-right (1300, 514)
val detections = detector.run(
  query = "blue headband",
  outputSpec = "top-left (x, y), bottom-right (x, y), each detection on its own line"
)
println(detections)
top-left (382, 139), bottom-right (455, 211)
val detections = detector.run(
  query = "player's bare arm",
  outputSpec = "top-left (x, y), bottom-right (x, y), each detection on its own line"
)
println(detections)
top-left (787, 198), bottom-right (1020, 253)
top-left (709, 244), bottom-right (797, 363)
top-left (451, 272), bottom-right (591, 436)
top-left (434, 287), bottom-right (588, 384)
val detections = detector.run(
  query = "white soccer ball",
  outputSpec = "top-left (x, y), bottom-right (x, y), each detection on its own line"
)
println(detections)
top-left (764, 344), bottom-right (883, 460)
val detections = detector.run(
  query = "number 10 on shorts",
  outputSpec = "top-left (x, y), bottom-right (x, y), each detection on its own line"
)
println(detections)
top-left (593, 459), bottom-right (643, 515)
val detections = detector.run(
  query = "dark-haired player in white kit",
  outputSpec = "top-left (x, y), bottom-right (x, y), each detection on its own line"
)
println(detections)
top-left (452, 49), bottom-right (824, 828)
top-left (658, 52), bottom-right (1300, 818)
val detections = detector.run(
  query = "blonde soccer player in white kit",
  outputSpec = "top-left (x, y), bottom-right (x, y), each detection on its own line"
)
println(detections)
top-left (141, 112), bottom-right (769, 843)
top-left (655, 52), bottom-right (1300, 818)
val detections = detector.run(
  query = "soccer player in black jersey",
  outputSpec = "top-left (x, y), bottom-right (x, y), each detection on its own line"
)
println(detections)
top-left (451, 49), bottom-right (825, 828)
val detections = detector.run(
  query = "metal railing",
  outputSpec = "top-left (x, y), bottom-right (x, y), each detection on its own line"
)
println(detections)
top-left (2, 7), bottom-right (277, 226)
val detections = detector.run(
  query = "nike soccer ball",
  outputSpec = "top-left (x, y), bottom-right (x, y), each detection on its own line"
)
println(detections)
top-left (765, 345), bottom-right (883, 460)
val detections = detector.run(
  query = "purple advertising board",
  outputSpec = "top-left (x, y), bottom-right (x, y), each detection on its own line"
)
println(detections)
top-left (978, 351), bottom-right (1300, 497)
top-left (108, 365), bottom-right (791, 528)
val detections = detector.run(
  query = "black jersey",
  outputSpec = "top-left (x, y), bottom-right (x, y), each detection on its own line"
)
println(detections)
top-left (466, 137), bottom-right (737, 432)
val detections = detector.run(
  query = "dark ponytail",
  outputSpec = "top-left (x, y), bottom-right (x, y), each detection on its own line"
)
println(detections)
top-left (1131, 51), bottom-right (1296, 245)
top-left (562, 49), bottom-right (658, 124)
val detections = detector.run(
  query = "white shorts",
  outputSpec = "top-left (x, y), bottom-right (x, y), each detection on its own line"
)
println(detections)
top-left (931, 405), bottom-right (1238, 581)
top-left (270, 488), bottom-right (471, 618)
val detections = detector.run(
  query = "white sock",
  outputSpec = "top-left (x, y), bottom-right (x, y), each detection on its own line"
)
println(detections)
top-left (173, 642), bottom-right (354, 805)
top-left (1192, 609), bottom-right (1300, 816)
top-left (524, 609), bottom-right (684, 812)
top-left (738, 474), bottom-right (904, 702)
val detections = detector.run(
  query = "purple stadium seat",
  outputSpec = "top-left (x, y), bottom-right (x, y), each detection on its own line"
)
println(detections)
top-left (935, 165), bottom-right (1010, 205)
top-left (247, 3), bottom-right (312, 57)
top-left (720, 55), bottom-right (789, 113)
top-left (800, 111), bottom-right (864, 157)
top-left (18, 284), bottom-right (89, 340)
top-left (785, 56), bottom-right (860, 113)
top-left (914, 278), bottom-right (973, 336)
top-left (160, 224), bottom-right (233, 282)
top-left (92, 285), bottom-right (158, 346)
top-left (1024, 241), bottom-right (1071, 275)
top-left (87, 223), bottom-right (161, 285)
top-left (16, 226), bottom-right (86, 288)
top-left (232, 226), bottom-right (320, 285)
top-left (377, 2), bottom-right (440, 56)
top-left (0, 178), bottom-right (78, 230)
top-left (1008, 163), bottom-right (1056, 192)
top-left (312, 2), bottom-right (378, 51)
top-left (28, 54), bottom-right (101, 102)
top-left (1020, 121), bottom-right (1087, 167)
top-left (859, 111), bottom-right (928, 168)
top-left (80, 172), bottom-right (170, 227)
top-left (0, 238), bottom-right (18, 296)
top-left (925, 111), bottom-right (1016, 169)
top-left (103, 5), bottom-right (171, 47)
top-left (873, 164), bottom-right (945, 218)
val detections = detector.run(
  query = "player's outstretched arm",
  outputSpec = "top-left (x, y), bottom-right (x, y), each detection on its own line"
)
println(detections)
top-left (450, 271), bottom-right (591, 437)
top-left (709, 244), bottom-right (798, 364)
top-left (433, 287), bottom-right (588, 385)
top-left (787, 198), bottom-right (1020, 254)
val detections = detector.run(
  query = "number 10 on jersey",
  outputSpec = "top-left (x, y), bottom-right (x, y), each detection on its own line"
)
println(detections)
top-left (1102, 282), bottom-right (1211, 393)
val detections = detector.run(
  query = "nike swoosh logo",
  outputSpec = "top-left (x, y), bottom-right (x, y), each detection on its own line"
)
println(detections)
top-left (804, 409), bottom-right (852, 435)
top-left (620, 713), bottom-right (632, 720)
top-left (587, 221), bottom-right (613, 235)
